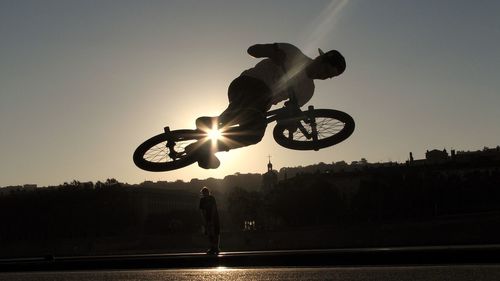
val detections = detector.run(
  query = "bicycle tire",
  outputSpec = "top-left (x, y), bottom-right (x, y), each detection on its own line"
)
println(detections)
top-left (273, 109), bottom-right (355, 150)
top-left (133, 129), bottom-right (200, 172)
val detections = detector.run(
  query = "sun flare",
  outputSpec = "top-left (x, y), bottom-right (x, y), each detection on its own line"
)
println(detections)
top-left (207, 127), bottom-right (222, 141)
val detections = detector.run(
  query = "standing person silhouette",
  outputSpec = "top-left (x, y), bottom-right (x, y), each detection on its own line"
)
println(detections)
top-left (199, 187), bottom-right (220, 254)
top-left (192, 43), bottom-right (346, 169)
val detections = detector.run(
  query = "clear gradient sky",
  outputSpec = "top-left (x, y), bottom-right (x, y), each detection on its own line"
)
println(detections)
top-left (1, 0), bottom-right (499, 187)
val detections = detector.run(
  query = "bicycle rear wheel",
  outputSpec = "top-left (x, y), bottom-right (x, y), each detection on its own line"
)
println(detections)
top-left (133, 129), bottom-right (200, 172)
top-left (273, 108), bottom-right (355, 150)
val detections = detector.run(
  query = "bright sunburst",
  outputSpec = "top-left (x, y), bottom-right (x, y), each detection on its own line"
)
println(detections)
top-left (207, 127), bottom-right (222, 141)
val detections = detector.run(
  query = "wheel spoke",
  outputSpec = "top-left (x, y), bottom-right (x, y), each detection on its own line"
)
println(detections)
top-left (142, 139), bottom-right (196, 164)
top-left (134, 129), bottom-right (202, 172)
top-left (286, 117), bottom-right (346, 141)
top-left (146, 143), bottom-right (167, 162)
top-left (273, 109), bottom-right (354, 151)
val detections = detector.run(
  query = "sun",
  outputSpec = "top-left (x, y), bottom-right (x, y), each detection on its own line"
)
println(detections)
top-left (207, 127), bottom-right (222, 141)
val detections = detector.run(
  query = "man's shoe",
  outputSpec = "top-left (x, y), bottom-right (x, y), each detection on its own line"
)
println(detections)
top-left (196, 116), bottom-right (219, 130)
top-left (198, 153), bottom-right (220, 169)
top-left (185, 139), bottom-right (220, 169)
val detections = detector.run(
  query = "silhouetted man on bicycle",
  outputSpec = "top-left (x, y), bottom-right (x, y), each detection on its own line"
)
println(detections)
top-left (193, 43), bottom-right (346, 169)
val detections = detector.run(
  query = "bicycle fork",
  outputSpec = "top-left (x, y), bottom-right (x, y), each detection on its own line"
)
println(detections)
top-left (305, 106), bottom-right (320, 151)
top-left (286, 105), bottom-right (320, 151)
top-left (164, 127), bottom-right (179, 159)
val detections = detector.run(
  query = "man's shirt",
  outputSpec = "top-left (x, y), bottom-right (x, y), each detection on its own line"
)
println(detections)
top-left (241, 43), bottom-right (315, 108)
top-left (199, 195), bottom-right (218, 223)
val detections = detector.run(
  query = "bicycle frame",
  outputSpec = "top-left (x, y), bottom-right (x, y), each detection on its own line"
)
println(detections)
top-left (167, 100), bottom-right (314, 143)
top-left (265, 103), bottom-right (305, 124)
top-left (265, 101), bottom-right (318, 141)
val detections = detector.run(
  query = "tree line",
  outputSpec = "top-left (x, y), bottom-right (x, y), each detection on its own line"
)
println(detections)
top-left (2, 162), bottom-right (500, 257)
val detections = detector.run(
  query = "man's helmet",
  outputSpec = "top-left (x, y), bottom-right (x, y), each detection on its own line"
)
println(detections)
top-left (318, 48), bottom-right (346, 75)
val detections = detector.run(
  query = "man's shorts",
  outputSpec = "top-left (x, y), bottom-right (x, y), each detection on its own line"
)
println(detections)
top-left (227, 75), bottom-right (272, 114)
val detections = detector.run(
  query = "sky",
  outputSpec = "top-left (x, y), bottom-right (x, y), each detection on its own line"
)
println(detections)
top-left (1, 0), bottom-right (499, 187)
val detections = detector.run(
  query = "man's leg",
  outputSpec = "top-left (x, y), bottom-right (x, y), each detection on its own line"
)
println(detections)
top-left (193, 76), bottom-right (271, 169)
top-left (216, 110), bottom-right (267, 151)
top-left (186, 116), bottom-right (221, 169)
top-left (206, 224), bottom-right (220, 254)
top-left (209, 233), bottom-right (220, 253)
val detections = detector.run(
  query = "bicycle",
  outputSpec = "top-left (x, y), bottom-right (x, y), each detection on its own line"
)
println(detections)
top-left (133, 94), bottom-right (355, 172)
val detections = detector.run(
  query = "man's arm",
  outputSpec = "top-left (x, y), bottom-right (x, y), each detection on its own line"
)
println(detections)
top-left (199, 211), bottom-right (206, 234)
top-left (247, 43), bottom-right (278, 58)
top-left (247, 43), bottom-right (287, 66)
top-left (199, 200), bottom-right (208, 223)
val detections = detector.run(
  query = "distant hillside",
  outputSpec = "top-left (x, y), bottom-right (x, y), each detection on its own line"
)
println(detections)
top-left (136, 173), bottom-right (263, 195)
top-left (277, 161), bottom-right (357, 180)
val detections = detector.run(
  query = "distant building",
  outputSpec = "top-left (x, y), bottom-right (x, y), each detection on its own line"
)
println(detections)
top-left (262, 157), bottom-right (278, 191)
top-left (0, 185), bottom-right (34, 196)
top-left (453, 146), bottom-right (500, 162)
top-left (426, 149), bottom-right (449, 163)
top-left (407, 146), bottom-right (500, 166)
top-left (23, 184), bottom-right (37, 191)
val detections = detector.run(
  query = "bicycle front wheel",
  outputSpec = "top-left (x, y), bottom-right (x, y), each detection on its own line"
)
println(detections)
top-left (273, 108), bottom-right (355, 150)
top-left (133, 129), bottom-right (200, 172)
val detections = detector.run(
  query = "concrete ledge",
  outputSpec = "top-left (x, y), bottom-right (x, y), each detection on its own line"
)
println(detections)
top-left (2, 245), bottom-right (500, 272)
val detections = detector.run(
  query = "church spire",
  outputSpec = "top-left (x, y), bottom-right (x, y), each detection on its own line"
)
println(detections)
top-left (262, 155), bottom-right (278, 192)
top-left (267, 155), bottom-right (272, 171)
